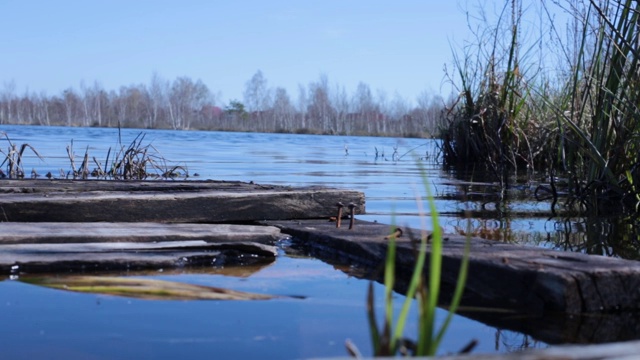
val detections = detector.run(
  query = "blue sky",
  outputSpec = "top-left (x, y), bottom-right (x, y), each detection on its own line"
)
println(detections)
top-left (1, 1), bottom-right (526, 105)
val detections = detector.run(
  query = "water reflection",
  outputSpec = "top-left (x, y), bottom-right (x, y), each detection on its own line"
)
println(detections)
top-left (494, 330), bottom-right (545, 352)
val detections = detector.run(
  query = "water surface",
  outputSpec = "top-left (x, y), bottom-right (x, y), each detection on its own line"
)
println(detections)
top-left (0, 124), bottom-right (613, 358)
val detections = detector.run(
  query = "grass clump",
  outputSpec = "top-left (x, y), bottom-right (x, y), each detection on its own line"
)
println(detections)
top-left (65, 131), bottom-right (188, 180)
top-left (0, 130), bottom-right (187, 181)
top-left (0, 132), bottom-right (44, 178)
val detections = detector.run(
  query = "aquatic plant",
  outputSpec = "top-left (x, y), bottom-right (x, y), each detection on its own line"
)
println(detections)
top-left (64, 131), bottom-right (188, 180)
top-left (551, 0), bottom-right (640, 213)
top-left (0, 131), bottom-right (44, 178)
top-left (348, 166), bottom-right (472, 357)
top-left (441, 0), bottom-right (544, 186)
top-left (442, 0), bottom-right (640, 214)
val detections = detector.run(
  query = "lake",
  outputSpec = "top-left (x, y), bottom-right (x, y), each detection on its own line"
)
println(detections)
top-left (0, 124), bottom-right (620, 358)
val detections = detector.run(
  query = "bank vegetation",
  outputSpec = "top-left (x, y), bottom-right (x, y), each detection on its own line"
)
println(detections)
top-left (442, 0), bottom-right (640, 214)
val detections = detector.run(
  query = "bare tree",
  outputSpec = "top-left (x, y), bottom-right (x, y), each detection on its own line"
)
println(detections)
top-left (333, 84), bottom-right (350, 134)
top-left (243, 70), bottom-right (272, 131)
top-left (168, 77), bottom-right (211, 130)
top-left (0, 81), bottom-right (17, 124)
top-left (416, 90), bottom-right (444, 135)
top-left (271, 87), bottom-right (294, 131)
top-left (33, 91), bottom-right (51, 126)
top-left (307, 74), bottom-right (335, 133)
top-left (352, 82), bottom-right (381, 134)
top-left (147, 72), bottom-right (168, 128)
top-left (296, 84), bottom-right (308, 130)
top-left (63, 88), bottom-right (81, 126)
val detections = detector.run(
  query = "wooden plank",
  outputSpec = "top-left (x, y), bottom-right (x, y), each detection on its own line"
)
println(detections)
top-left (0, 222), bottom-right (285, 244)
top-left (329, 339), bottom-right (640, 359)
top-left (0, 179), bottom-right (365, 222)
top-left (0, 240), bottom-right (277, 273)
top-left (265, 219), bottom-right (640, 346)
top-left (264, 219), bottom-right (640, 315)
top-left (0, 222), bottom-right (282, 273)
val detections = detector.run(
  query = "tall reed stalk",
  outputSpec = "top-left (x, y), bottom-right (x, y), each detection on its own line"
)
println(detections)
top-left (554, 0), bottom-right (640, 212)
top-left (0, 131), bottom-right (43, 178)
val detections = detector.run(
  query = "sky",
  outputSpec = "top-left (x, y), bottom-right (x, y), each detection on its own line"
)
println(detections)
top-left (0, 1), bottom-right (524, 106)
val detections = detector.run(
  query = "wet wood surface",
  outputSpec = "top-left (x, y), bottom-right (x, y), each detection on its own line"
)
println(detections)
top-left (0, 222), bottom-right (282, 273)
top-left (264, 219), bottom-right (640, 315)
top-left (0, 222), bottom-right (284, 244)
top-left (0, 179), bottom-right (365, 222)
top-left (330, 339), bottom-right (640, 359)
top-left (266, 219), bottom-right (640, 346)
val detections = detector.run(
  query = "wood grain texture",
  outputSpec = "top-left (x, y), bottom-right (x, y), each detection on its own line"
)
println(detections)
top-left (0, 179), bottom-right (365, 222)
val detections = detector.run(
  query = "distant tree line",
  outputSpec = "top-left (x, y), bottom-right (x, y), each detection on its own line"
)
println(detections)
top-left (0, 71), bottom-right (446, 138)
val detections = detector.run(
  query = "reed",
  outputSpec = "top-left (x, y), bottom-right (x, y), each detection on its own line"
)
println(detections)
top-left (442, 0), bottom-right (551, 189)
top-left (443, 0), bottom-right (640, 214)
top-left (0, 131), bottom-right (44, 178)
top-left (64, 131), bottom-right (188, 180)
top-left (553, 0), bottom-right (640, 212)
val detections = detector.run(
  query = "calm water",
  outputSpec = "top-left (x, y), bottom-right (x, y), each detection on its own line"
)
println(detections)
top-left (0, 124), bottom-right (604, 358)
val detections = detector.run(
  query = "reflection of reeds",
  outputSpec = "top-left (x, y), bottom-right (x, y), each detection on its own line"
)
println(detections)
top-left (548, 215), bottom-right (640, 260)
top-left (0, 131), bottom-right (44, 179)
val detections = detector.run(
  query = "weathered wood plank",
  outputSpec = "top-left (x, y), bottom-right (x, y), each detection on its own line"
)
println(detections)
top-left (0, 222), bottom-right (283, 273)
top-left (0, 222), bottom-right (285, 244)
top-left (0, 179), bottom-right (365, 222)
top-left (327, 339), bottom-right (640, 359)
top-left (0, 240), bottom-right (277, 274)
top-left (264, 219), bottom-right (640, 315)
top-left (266, 219), bottom-right (640, 346)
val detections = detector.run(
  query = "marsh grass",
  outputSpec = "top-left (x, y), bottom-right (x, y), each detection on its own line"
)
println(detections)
top-left (0, 131), bottom-right (44, 178)
top-left (64, 131), bottom-right (188, 180)
top-left (443, 0), bottom-right (640, 214)
top-left (0, 129), bottom-right (187, 180)
top-left (105, 132), bottom-right (188, 180)
top-left (554, 0), bottom-right (640, 213)
top-left (442, 0), bottom-right (544, 185)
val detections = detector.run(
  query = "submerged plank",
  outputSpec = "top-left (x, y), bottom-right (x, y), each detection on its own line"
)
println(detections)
top-left (327, 339), bottom-right (640, 360)
top-left (0, 179), bottom-right (365, 222)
